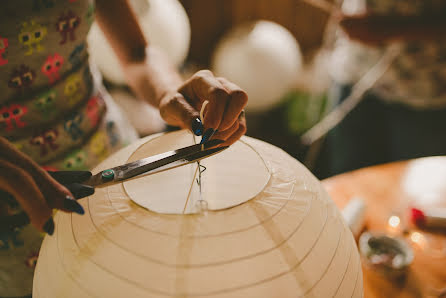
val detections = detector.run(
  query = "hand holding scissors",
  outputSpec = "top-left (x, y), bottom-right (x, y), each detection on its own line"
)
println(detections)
top-left (0, 134), bottom-right (226, 236)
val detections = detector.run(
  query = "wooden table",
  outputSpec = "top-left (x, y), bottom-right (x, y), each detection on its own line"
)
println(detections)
top-left (322, 158), bottom-right (446, 298)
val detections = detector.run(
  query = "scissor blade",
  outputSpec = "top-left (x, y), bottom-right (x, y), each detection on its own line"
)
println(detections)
top-left (130, 146), bottom-right (229, 178)
top-left (85, 139), bottom-right (224, 187)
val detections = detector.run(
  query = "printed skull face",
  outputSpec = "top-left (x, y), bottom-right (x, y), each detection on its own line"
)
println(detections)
top-left (62, 150), bottom-right (86, 170)
top-left (34, 90), bottom-right (56, 118)
top-left (30, 129), bottom-right (59, 156)
top-left (41, 53), bottom-right (64, 84)
top-left (90, 131), bottom-right (109, 160)
top-left (64, 73), bottom-right (83, 106)
top-left (0, 103), bottom-right (28, 131)
top-left (64, 112), bottom-right (84, 141)
top-left (64, 73), bottom-right (81, 97)
top-left (8, 65), bottom-right (36, 91)
top-left (18, 20), bottom-right (47, 55)
top-left (56, 11), bottom-right (81, 44)
top-left (41, 53), bottom-right (64, 75)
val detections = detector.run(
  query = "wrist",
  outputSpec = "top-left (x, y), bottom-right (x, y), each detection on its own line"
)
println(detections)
top-left (122, 46), bottom-right (183, 108)
top-left (144, 47), bottom-right (183, 107)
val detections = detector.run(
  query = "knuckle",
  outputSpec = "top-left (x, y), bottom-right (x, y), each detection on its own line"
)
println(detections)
top-left (160, 95), bottom-right (183, 119)
top-left (165, 94), bottom-right (182, 108)
top-left (195, 69), bottom-right (213, 79)
top-left (231, 90), bottom-right (248, 106)
top-left (239, 120), bottom-right (247, 132)
top-left (159, 107), bottom-right (168, 120)
top-left (208, 86), bottom-right (228, 99)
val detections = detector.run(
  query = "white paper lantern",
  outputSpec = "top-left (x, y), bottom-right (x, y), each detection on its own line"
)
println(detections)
top-left (33, 130), bottom-right (363, 298)
top-left (402, 156), bottom-right (446, 208)
top-left (87, 0), bottom-right (191, 85)
top-left (212, 21), bottom-right (302, 112)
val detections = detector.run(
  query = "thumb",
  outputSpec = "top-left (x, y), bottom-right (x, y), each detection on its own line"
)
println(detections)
top-left (159, 92), bottom-right (201, 133)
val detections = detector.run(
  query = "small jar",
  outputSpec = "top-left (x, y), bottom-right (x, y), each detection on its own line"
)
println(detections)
top-left (359, 232), bottom-right (414, 280)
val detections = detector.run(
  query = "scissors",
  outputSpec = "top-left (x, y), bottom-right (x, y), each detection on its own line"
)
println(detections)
top-left (47, 138), bottom-right (227, 200)
top-left (0, 138), bottom-right (226, 233)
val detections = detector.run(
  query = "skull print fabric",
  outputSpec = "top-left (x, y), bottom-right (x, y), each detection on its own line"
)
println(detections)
top-left (0, 1), bottom-right (138, 296)
top-left (0, 0), bottom-right (137, 166)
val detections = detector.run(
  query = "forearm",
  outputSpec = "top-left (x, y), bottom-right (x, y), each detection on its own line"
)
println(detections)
top-left (125, 47), bottom-right (183, 108)
top-left (95, 0), bottom-right (147, 64)
top-left (95, 0), bottom-right (183, 108)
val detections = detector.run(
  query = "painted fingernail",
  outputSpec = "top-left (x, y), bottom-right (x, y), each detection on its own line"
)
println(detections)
top-left (200, 128), bottom-right (215, 144)
top-left (67, 183), bottom-right (95, 199)
top-left (63, 196), bottom-right (85, 215)
top-left (191, 117), bottom-right (204, 136)
top-left (43, 217), bottom-right (55, 235)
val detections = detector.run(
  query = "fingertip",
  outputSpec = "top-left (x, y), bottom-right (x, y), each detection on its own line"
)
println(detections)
top-left (43, 217), bottom-right (55, 235)
top-left (222, 121), bottom-right (247, 146)
top-left (65, 183), bottom-right (95, 199)
top-left (63, 196), bottom-right (85, 215)
top-left (217, 86), bottom-right (248, 130)
top-left (191, 117), bottom-right (204, 136)
top-left (160, 92), bottom-right (201, 130)
top-left (200, 128), bottom-right (216, 144)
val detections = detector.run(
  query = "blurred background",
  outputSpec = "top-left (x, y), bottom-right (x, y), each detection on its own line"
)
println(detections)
top-left (88, 0), bottom-right (336, 177)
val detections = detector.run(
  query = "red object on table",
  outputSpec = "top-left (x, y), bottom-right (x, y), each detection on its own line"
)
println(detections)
top-left (410, 208), bottom-right (426, 227)
top-left (322, 159), bottom-right (446, 298)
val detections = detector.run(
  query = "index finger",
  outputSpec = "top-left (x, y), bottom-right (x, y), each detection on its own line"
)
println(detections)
top-left (179, 70), bottom-right (229, 129)
top-left (0, 160), bottom-right (53, 233)
top-left (0, 137), bottom-right (74, 207)
top-left (216, 77), bottom-right (248, 131)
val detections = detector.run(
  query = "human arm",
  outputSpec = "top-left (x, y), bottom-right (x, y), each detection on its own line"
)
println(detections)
top-left (0, 137), bottom-right (84, 235)
top-left (94, 0), bottom-right (247, 145)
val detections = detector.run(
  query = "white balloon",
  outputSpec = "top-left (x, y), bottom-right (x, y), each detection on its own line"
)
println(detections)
top-left (212, 21), bottom-right (302, 112)
top-left (87, 0), bottom-right (191, 85)
top-left (402, 157), bottom-right (446, 207)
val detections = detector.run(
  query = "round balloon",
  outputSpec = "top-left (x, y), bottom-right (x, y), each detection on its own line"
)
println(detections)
top-left (87, 0), bottom-right (191, 85)
top-left (212, 21), bottom-right (302, 112)
top-left (34, 130), bottom-right (363, 298)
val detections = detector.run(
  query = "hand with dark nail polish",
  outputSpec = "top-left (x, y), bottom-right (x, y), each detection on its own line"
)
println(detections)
top-left (43, 217), bottom-right (55, 235)
top-left (65, 183), bottom-right (95, 199)
top-left (63, 196), bottom-right (85, 215)
top-left (200, 128), bottom-right (216, 144)
top-left (191, 117), bottom-right (204, 136)
top-left (158, 70), bottom-right (248, 147)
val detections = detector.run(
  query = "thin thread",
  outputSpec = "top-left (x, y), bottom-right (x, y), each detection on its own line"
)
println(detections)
top-left (196, 164), bottom-right (207, 185)
top-left (199, 100), bottom-right (209, 124)
top-left (182, 165), bottom-right (199, 214)
top-left (183, 101), bottom-right (210, 213)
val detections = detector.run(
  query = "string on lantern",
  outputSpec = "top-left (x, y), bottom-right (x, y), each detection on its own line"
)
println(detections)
top-left (183, 100), bottom-right (210, 214)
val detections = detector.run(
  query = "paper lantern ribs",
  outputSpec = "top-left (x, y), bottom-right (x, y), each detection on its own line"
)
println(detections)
top-left (33, 130), bottom-right (363, 298)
